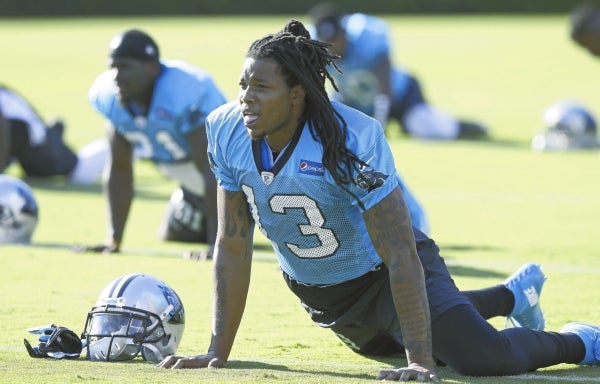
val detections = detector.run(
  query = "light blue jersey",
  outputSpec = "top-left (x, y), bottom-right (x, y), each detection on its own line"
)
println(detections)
top-left (325, 14), bottom-right (411, 116)
top-left (89, 60), bottom-right (226, 163)
top-left (207, 101), bottom-right (427, 285)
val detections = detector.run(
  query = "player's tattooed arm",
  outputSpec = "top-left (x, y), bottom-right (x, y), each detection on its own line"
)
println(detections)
top-left (208, 187), bottom-right (254, 363)
top-left (222, 189), bottom-right (254, 259)
top-left (363, 187), bottom-right (436, 374)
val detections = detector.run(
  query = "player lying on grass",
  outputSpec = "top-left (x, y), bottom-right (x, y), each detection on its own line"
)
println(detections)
top-left (157, 20), bottom-right (600, 381)
top-left (0, 85), bottom-right (106, 183)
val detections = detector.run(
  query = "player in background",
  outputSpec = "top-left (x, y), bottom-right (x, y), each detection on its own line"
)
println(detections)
top-left (308, 2), bottom-right (489, 141)
top-left (84, 29), bottom-right (227, 254)
top-left (157, 20), bottom-right (600, 381)
top-left (0, 85), bottom-right (107, 183)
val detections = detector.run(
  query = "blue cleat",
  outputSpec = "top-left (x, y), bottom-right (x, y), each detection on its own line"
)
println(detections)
top-left (503, 263), bottom-right (547, 330)
top-left (561, 322), bottom-right (600, 365)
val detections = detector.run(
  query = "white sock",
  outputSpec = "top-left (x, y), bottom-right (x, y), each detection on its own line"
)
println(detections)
top-left (403, 104), bottom-right (460, 140)
top-left (69, 139), bottom-right (109, 184)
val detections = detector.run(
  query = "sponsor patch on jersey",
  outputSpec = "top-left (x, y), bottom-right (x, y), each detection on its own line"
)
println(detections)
top-left (299, 159), bottom-right (324, 176)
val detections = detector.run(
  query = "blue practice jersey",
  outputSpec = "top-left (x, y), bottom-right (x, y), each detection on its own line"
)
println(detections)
top-left (89, 60), bottom-right (226, 163)
top-left (323, 14), bottom-right (411, 116)
top-left (207, 101), bottom-right (425, 285)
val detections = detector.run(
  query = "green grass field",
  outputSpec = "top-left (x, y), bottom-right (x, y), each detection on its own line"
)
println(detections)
top-left (2, 14), bottom-right (600, 383)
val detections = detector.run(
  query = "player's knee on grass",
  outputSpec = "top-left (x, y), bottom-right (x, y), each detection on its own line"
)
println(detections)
top-left (158, 187), bottom-right (207, 243)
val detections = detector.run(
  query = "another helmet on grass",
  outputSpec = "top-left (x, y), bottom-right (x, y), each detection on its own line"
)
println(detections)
top-left (532, 100), bottom-right (599, 150)
top-left (82, 273), bottom-right (185, 362)
top-left (0, 174), bottom-right (38, 244)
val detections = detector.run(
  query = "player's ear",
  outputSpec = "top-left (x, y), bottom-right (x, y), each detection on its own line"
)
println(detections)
top-left (290, 85), bottom-right (305, 105)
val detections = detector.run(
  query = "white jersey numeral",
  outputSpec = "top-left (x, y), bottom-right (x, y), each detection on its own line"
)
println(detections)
top-left (243, 185), bottom-right (340, 259)
top-left (123, 130), bottom-right (186, 160)
top-left (156, 131), bottom-right (186, 160)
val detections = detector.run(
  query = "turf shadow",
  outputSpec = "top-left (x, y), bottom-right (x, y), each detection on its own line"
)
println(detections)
top-left (225, 360), bottom-right (375, 380)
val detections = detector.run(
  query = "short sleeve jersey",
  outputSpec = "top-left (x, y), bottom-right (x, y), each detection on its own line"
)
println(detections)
top-left (207, 100), bottom-right (402, 285)
top-left (88, 60), bottom-right (226, 163)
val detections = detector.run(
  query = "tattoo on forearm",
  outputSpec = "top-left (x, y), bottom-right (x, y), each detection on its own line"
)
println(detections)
top-left (364, 188), bottom-right (433, 363)
top-left (213, 262), bottom-right (226, 336)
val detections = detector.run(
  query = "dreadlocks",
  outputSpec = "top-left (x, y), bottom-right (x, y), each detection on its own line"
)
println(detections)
top-left (246, 20), bottom-right (368, 203)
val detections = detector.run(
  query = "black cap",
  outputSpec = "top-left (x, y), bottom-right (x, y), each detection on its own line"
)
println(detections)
top-left (109, 29), bottom-right (159, 61)
top-left (309, 2), bottom-right (343, 41)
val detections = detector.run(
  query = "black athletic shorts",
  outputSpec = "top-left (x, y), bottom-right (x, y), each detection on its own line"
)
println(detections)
top-left (10, 120), bottom-right (77, 177)
top-left (282, 227), bottom-right (472, 354)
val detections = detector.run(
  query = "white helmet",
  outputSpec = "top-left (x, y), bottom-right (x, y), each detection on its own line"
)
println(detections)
top-left (82, 273), bottom-right (185, 362)
top-left (0, 174), bottom-right (38, 244)
top-left (532, 100), bottom-right (599, 150)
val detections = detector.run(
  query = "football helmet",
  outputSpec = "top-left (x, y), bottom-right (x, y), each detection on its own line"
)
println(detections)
top-left (0, 174), bottom-right (38, 244)
top-left (532, 100), bottom-right (599, 150)
top-left (82, 273), bottom-right (185, 362)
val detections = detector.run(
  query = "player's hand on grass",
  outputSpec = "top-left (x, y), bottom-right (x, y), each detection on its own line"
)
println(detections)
top-left (377, 363), bottom-right (439, 382)
top-left (156, 354), bottom-right (225, 369)
top-left (182, 249), bottom-right (211, 260)
top-left (182, 244), bottom-right (214, 261)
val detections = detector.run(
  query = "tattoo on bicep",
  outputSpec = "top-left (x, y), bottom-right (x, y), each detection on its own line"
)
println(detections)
top-left (224, 191), bottom-right (251, 238)
top-left (365, 189), bottom-right (413, 269)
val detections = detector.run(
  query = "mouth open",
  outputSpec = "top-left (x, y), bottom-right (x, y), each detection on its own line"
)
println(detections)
top-left (243, 111), bottom-right (259, 126)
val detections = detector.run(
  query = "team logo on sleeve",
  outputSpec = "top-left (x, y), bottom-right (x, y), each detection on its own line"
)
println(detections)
top-left (299, 160), bottom-right (324, 176)
top-left (355, 168), bottom-right (389, 191)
